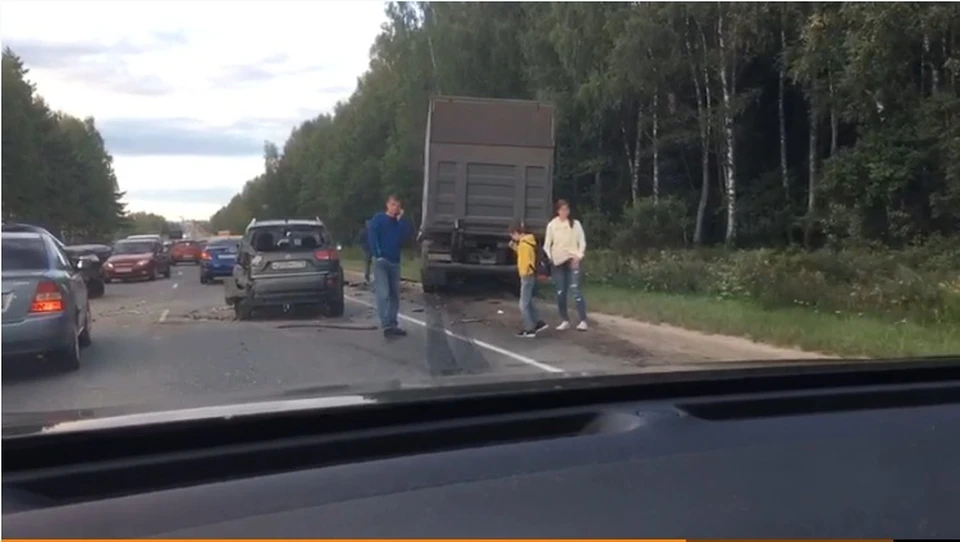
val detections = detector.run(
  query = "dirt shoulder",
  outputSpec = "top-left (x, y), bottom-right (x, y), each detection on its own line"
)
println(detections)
top-left (342, 270), bottom-right (834, 363)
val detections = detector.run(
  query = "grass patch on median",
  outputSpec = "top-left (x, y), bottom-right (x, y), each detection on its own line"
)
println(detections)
top-left (339, 248), bottom-right (960, 358)
top-left (340, 247), bottom-right (420, 281)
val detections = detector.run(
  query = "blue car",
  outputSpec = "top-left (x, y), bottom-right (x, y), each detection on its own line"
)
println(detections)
top-left (200, 236), bottom-right (242, 284)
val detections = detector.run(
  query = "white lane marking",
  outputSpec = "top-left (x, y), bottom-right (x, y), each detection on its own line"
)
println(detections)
top-left (344, 294), bottom-right (563, 374)
top-left (159, 309), bottom-right (170, 323)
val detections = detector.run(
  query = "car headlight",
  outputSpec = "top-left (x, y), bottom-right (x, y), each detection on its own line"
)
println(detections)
top-left (104, 262), bottom-right (114, 269)
top-left (136, 259), bottom-right (150, 266)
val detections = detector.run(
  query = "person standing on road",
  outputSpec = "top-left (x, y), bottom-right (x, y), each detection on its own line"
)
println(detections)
top-left (543, 199), bottom-right (588, 331)
top-left (354, 220), bottom-right (373, 283)
top-left (509, 222), bottom-right (548, 338)
top-left (367, 195), bottom-right (413, 337)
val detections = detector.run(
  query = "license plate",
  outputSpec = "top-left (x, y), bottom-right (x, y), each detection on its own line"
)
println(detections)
top-left (183, 254), bottom-right (194, 259)
top-left (271, 260), bottom-right (306, 270)
top-left (115, 268), bottom-right (132, 273)
top-left (219, 254), bottom-right (236, 260)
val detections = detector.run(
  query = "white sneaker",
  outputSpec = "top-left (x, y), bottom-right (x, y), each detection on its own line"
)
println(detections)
top-left (556, 321), bottom-right (571, 331)
top-left (577, 321), bottom-right (589, 331)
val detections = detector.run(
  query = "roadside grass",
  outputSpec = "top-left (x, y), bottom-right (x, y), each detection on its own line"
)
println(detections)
top-left (340, 248), bottom-right (960, 358)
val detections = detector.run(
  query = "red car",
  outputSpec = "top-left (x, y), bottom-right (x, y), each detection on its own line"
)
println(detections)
top-left (103, 239), bottom-right (172, 282)
top-left (170, 240), bottom-right (203, 265)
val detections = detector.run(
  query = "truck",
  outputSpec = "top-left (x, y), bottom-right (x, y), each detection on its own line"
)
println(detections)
top-left (418, 96), bottom-right (556, 292)
top-left (166, 221), bottom-right (184, 240)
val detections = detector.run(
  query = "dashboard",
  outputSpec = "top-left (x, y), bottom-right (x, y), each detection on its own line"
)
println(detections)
top-left (4, 361), bottom-right (960, 538)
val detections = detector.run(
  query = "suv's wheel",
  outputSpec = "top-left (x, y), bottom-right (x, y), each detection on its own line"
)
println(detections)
top-left (326, 287), bottom-right (345, 317)
top-left (149, 266), bottom-right (159, 281)
top-left (88, 278), bottom-right (105, 299)
top-left (234, 299), bottom-right (252, 321)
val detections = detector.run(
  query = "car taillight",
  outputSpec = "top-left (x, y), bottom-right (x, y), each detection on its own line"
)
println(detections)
top-left (30, 280), bottom-right (64, 313)
top-left (201, 251), bottom-right (211, 260)
top-left (314, 249), bottom-right (339, 261)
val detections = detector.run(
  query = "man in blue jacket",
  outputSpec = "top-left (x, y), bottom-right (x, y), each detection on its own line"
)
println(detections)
top-left (367, 195), bottom-right (413, 337)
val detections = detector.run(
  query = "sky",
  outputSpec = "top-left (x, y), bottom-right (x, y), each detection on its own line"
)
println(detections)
top-left (1, 0), bottom-right (387, 220)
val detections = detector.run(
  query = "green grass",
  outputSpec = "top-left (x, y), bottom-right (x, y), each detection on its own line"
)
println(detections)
top-left (340, 249), bottom-right (960, 358)
top-left (340, 247), bottom-right (419, 281)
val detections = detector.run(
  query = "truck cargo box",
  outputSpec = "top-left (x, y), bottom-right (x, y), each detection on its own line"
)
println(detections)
top-left (420, 96), bottom-right (555, 236)
top-left (419, 96), bottom-right (556, 291)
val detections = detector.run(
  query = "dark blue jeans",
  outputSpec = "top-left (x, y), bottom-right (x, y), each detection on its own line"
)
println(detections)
top-left (552, 260), bottom-right (586, 322)
top-left (374, 258), bottom-right (401, 329)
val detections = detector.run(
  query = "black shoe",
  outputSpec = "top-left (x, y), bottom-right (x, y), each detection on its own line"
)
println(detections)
top-left (516, 330), bottom-right (536, 338)
top-left (535, 321), bottom-right (549, 333)
top-left (384, 327), bottom-right (408, 337)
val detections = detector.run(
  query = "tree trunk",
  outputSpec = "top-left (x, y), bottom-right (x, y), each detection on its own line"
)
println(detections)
top-left (828, 71), bottom-right (838, 157)
top-left (927, 33), bottom-right (940, 95)
top-left (805, 103), bottom-right (819, 249)
top-left (652, 90), bottom-right (660, 205)
top-left (718, 6), bottom-right (737, 244)
top-left (779, 18), bottom-right (790, 244)
top-left (622, 108), bottom-right (642, 204)
top-left (687, 27), bottom-right (710, 246)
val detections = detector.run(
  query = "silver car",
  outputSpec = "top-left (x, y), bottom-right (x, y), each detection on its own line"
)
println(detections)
top-left (2, 231), bottom-right (92, 371)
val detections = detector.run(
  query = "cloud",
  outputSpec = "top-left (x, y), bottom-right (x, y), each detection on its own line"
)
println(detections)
top-left (6, 35), bottom-right (185, 96)
top-left (97, 118), bottom-right (266, 157)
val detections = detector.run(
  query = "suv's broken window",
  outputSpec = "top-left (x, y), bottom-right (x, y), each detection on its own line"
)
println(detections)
top-left (249, 226), bottom-right (327, 252)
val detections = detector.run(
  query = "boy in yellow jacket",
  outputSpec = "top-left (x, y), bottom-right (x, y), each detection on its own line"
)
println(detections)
top-left (509, 223), bottom-right (548, 338)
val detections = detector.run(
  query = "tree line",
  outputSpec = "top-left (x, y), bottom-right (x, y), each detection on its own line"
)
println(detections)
top-left (2, 48), bottom-right (126, 243)
top-left (210, 2), bottom-right (960, 252)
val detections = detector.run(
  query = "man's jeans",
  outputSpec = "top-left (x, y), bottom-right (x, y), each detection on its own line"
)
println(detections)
top-left (374, 258), bottom-right (401, 329)
top-left (519, 275), bottom-right (540, 331)
top-left (552, 261), bottom-right (587, 322)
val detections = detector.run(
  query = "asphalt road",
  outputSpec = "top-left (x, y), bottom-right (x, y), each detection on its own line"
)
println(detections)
top-left (2, 264), bottom-right (649, 417)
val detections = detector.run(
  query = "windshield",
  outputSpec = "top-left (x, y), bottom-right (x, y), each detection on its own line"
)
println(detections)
top-left (1, 237), bottom-right (48, 271)
top-left (3, 2), bottom-right (959, 433)
top-left (112, 242), bottom-right (156, 255)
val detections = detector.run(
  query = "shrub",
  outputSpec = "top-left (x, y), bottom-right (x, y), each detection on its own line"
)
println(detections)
top-left (582, 244), bottom-right (960, 325)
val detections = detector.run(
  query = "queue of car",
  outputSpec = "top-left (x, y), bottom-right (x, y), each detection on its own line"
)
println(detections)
top-left (2, 226), bottom-right (199, 372)
top-left (3, 220), bottom-right (347, 372)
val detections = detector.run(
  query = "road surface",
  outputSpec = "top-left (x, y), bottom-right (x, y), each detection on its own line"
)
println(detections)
top-left (3, 264), bottom-right (663, 417)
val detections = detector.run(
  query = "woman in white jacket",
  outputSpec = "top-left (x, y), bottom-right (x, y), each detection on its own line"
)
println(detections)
top-left (542, 199), bottom-right (588, 331)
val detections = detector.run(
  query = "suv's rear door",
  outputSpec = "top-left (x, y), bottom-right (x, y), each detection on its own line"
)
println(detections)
top-left (248, 226), bottom-right (338, 278)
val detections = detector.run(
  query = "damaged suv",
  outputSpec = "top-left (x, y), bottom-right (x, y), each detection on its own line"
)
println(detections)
top-left (225, 218), bottom-right (344, 320)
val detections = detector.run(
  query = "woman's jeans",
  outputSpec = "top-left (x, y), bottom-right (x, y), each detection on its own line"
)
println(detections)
top-left (519, 275), bottom-right (540, 331)
top-left (552, 260), bottom-right (586, 322)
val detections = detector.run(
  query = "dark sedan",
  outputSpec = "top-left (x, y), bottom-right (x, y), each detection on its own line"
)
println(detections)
top-left (63, 244), bottom-right (111, 298)
top-left (2, 231), bottom-right (92, 371)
